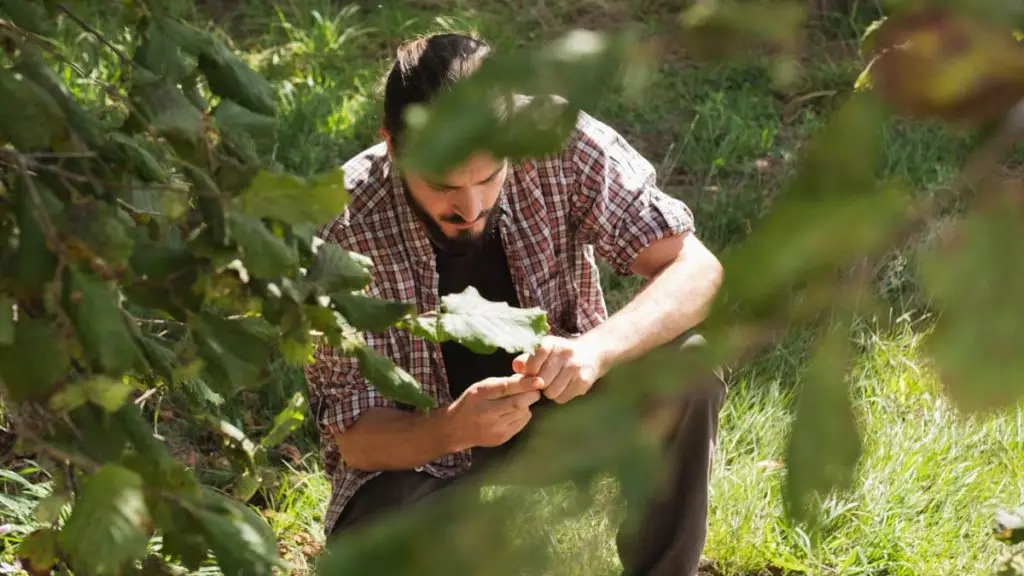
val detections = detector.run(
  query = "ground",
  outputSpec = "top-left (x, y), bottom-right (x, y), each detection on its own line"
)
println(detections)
top-left (1, 1), bottom-right (1023, 575)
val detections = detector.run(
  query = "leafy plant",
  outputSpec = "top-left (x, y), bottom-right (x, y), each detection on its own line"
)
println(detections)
top-left (0, 2), bottom-right (550, 573)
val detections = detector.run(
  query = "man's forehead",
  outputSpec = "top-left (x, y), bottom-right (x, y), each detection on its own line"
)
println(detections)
top-left (422, 153), bottom-right (506, 187)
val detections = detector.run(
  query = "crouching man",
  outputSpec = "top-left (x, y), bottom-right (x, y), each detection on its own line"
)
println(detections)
top-left (305, 32), bottom-right (727, 576)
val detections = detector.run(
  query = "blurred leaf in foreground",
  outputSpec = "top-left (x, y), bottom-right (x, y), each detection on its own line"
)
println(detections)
top-left (316, 484), bottom-right (551, 576)
top-left (679, 0), bottom-right (805, 60)
top-left (399, 30), bottom-right (648, 176)
top-left (920, 185), bottom-right (1024, 413)
top-left (234, 169), bottom-right (349, 226)
top-left (60, 465), bottom-right (151, 575)
top-left (861, 8), bottom-right (1024, 126)
top-left (0, 317), bottom-right (70, 402)
top-left (711, 92), bottom-right (904, 321)
top-left (356, 346), bottom-right (435, 410)
top-left (782, 319), bottom-right (861, 527)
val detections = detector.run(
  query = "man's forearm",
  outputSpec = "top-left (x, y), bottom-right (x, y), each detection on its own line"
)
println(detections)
top-left (581, 235), bottom-right (723, 371)
top-left (336, 407), bottom-right (457, 472)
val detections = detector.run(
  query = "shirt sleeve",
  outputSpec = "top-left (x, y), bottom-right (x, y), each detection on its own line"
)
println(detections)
top-left (305, 341), bottom-right (396, 440)
top-left (566, 111), bottom-right (696, 276)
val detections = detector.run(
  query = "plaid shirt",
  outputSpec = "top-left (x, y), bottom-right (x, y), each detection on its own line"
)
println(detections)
top-left (305, 110), bottom-right (696, 535)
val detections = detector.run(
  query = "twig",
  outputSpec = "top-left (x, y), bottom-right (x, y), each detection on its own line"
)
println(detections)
top-left (7, 152), bottom-right (183, 193)
top-left (25, 151), bottom-right (97, 160)
top-left (134, 387), bottom-right (158, 406)
top-left (14, 156), bottom-right (62, 250)
top-left (55, 3), bottom-right (139, 70)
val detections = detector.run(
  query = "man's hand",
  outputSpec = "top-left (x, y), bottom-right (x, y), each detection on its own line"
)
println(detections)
top-left (512, 335), bottom-right (607, 404)
top-left (445, 374), bottom-right (545, 451)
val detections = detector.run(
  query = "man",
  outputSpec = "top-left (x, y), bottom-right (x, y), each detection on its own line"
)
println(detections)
top-left (305, 32), bottom-right (727, 576)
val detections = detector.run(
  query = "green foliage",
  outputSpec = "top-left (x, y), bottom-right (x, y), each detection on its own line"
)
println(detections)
top-left (0, 2), bottom-right (549, 573)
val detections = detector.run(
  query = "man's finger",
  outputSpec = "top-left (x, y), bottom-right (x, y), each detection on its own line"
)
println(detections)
top-left (504, 410), bottom-right (532, 434)
top-left (493, 391), bottom-right (541, 414)
top-left (543, 367), bottom-right (574, 401)
top-left (511, 353), bottom-right (529, 374)
top-left (553, 375), bottom-right (585, 404)
top-left (480, 375), bottom-right (545, 399)
top-left (537, 353), bottom-right (566, 390)
top-left (517, 338), bottom-right (554, 376)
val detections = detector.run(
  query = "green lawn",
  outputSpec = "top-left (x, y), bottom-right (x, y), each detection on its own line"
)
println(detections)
top-left (2, 1), bottom-right (1023, 575)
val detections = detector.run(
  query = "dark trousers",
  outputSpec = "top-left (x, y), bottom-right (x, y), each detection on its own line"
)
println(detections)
top-left (329, 333), bottom-right (728, 576)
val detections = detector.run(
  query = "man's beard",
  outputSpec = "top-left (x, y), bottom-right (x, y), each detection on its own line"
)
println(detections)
top-left (403, 182), bottom-right (502, 256)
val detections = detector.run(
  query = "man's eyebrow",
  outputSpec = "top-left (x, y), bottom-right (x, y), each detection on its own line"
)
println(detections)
top-left (426, 163), bottom-right (505, 189)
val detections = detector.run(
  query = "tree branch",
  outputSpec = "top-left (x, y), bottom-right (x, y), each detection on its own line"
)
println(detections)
top-left (55, 4), bottom-right (139, 70)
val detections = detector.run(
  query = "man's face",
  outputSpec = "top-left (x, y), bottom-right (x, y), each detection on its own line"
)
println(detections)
top-left (400, 151), bottom-right (508, 254)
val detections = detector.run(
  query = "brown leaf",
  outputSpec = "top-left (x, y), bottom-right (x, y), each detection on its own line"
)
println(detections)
top-left (278, 443), bottom-right (302, 464)
top-left (865, 8), bottom-right (1024, 126)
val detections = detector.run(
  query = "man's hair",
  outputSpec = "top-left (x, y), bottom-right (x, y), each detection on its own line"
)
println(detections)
top-left (383, 32), bottom-right (491, 151)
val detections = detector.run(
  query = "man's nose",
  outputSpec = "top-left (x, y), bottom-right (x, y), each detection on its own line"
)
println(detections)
top-left (453, 193), bottom-right (484, 223)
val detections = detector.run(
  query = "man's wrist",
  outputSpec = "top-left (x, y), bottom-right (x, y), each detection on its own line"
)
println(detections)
top-left (426, 404), bottom-right (469, 455)
top-left (577, 330), bottom-right (616, 379)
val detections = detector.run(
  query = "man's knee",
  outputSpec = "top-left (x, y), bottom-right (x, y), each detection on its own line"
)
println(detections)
top-left (639, 331), bottom-right (728, 438)
top-left (673, 330), bottom-right (730, 397)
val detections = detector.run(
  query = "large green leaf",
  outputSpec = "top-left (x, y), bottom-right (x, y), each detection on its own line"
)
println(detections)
top-left (259, 392), bottom-right (306, 448)
top-left (14, 43), bottom-right (105, 149)
top-left (432, 286), bottom-right (549, 354)
top-left (233, 169), bottom-right (350, 226)
top-left (70, 202), bottom-right (136, 270)
top-left (197, 42), bottom-right (277, 117)
top-left (0, 67), bottom-right (66, 150)
top-left (64, 268), bottom-right (139, 375)
top-left (16, 527), bottom-right (59, 576)
top-left (50, 376), bottom-right (135, 413)
top-left (227, 212), bottom-right (300, 279)
top-left (332, 292), bottom-right (414, 332)
top-left (356, 345), bottom-right (436, 409)
top-left (151, 500), bottom-right (210, 571)
top-left (782, 322), bottom-right (862, 527)
top-left (60, 465), bottom-right (150, 576)
top-left (214, 99), bottom-right (277, 164)
top-left (134, 18), bottom-right (195, 83)
top-left (920, 193), bottom-right (1024, 413)
top-left (307, 243), bottom-right (373, 293)
top-left (104, 132), bottom-right (168, 183)
top-left (0, 317), bottom-right (70, 402)
top-left (131, 73), bottom-right (204, 144)
top-left (711, 93), bottom-right (901, 321)
top-left (0, 0), bottom-right (52, 36)
top-left (10, 182), bottom-right (61, 293)
top-left (67, 403), bottom-right (130, 463)
top-left (196, 489), bottom-right (287, 576)
top-left (136, 333), bottom-right (178, 384)
top-left (189, 311), bottom-right (271, 392)
top-left (130, 236), bottom-right (193, 281)
top-left (114, 404), bottom-right (185, 489)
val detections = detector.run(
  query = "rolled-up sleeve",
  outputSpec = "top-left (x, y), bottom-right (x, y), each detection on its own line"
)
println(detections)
top-left (305, 340), bottom-right (395, 439)
top-left (567, 112), bottom-right (696, 276)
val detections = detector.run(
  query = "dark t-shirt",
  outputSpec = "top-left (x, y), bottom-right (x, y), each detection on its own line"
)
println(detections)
top-left (433, 227), bottom-right (520, 399)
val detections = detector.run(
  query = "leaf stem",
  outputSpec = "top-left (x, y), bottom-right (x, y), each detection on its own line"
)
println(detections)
top-left (55, 4), bottom-right (139, 70)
